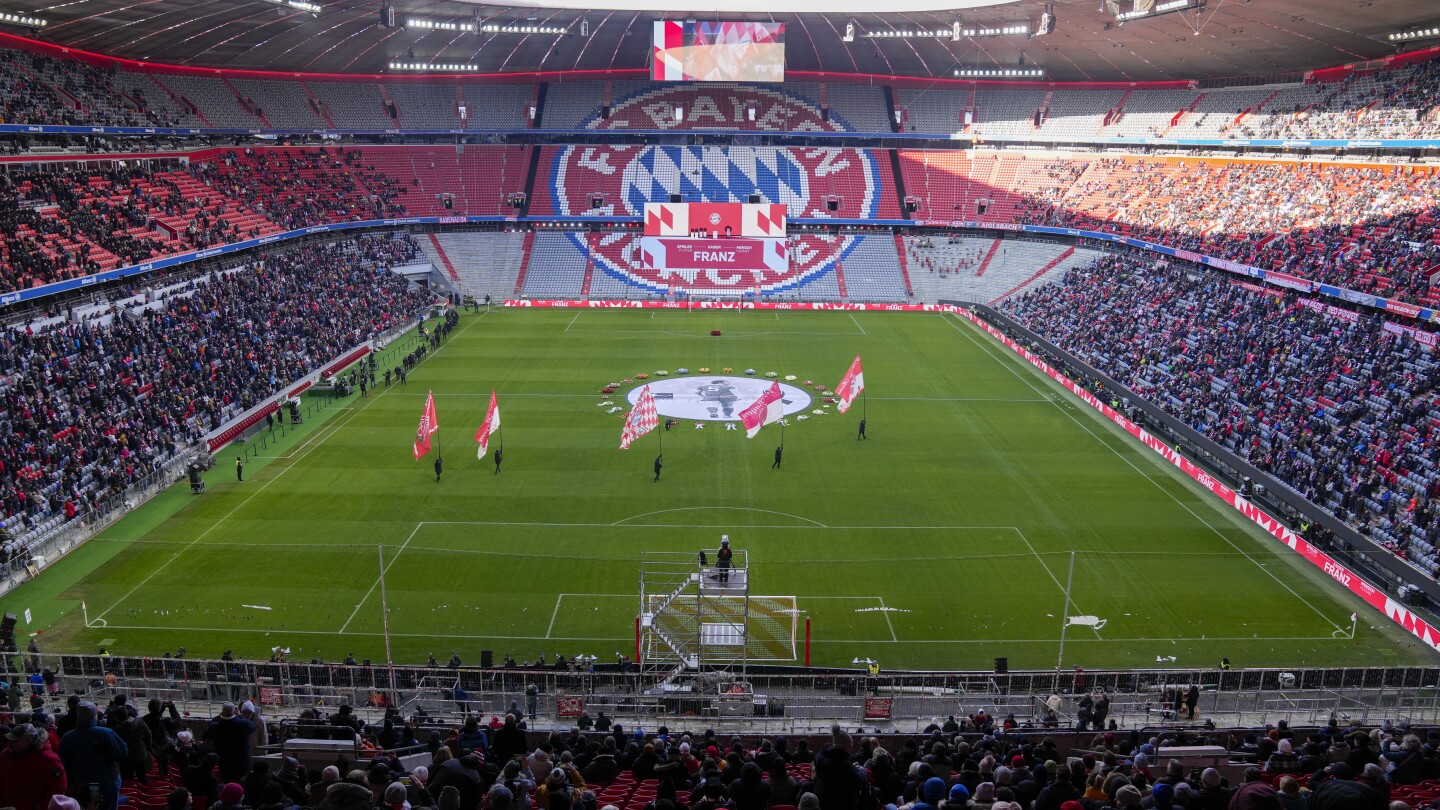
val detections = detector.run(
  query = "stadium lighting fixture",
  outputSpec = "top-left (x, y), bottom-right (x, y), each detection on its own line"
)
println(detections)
top-left (407, 18), bottom-right (476, 31)
top-left (388, 62), bottom-right (480, 71)
top-left (864, 24), bottom-right (1027, 39)
top-left (1389, 27), bottom-right (1440, 42)
top-left (406, 18), bottom-right (568, 35)
top-left (479, 23), bottom-right (570, 34)
top-left (0, 10), bottom-right (47, 26)
top-left (267, 0), bottom-right (321, 12)
top-left (953, 67), bottom-right (1045, 77)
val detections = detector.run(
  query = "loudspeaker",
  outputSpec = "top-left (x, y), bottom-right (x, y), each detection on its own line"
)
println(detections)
top-left (480, 650), bottom-right (493, 668)
top-left (669, 193), bottom-right (682, 203)
top-left (994, 656), bottom-right (1008, 673)
top-left (748, 194), bottom-right (761, 204)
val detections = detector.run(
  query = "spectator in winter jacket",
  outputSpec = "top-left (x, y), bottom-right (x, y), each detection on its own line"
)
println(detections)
top-left (204, 703), bottom-right (257, 783)
top-left (58, 702), bottom-right (127, 810)
top-left (0, 722), bottom-right (67, 810)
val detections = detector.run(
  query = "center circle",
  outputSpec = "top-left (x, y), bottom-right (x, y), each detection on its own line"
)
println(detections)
top-left (628, 376), bottom-right (814, 421)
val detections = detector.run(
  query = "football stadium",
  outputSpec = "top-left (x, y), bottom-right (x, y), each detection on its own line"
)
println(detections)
top-left (3, 0), bottom-right (1440, 807)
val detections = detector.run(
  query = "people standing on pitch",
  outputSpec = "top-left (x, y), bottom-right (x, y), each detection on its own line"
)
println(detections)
top-left (434, 455), bottom-right (443, 483)
top-left (717, 536), bottom-right (733, 584)
top-left (235, 457), bottom-right (243, 482)
top-left (494, 447), bottom-right (503, 474)
top-left (858, 418), bottom-right (867, 440)
top-left (653, 455), bottom-right (663, 482)
top-left (772, 446), bottom-right (783, 469)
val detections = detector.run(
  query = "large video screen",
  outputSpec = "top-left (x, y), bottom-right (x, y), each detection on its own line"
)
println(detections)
top-left (652, 21), bottom-right (785, 83)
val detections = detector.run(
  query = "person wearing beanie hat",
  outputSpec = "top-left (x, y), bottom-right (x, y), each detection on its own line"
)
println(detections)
top-left (972, 781), bottom-right (996, 809)
top-left (1060, 802), bottom-right (1084, 810)
top-left (1034, 770), bottom-right (1080, 810)
top-left (2, 722), bottom-right (66, 810)
top-left (1151, 782), bottom-right (1175, 810)
top-left (913, 777), bottom-right (946, 809)
top-left (937, 782), bottom-right (969, 810)
top-left (48, 797), bottom-right (81, 810)
top-left (1115, 784), bottom-right (1144, 808)
top-left (218, 783), bottom-right (246, 809)
top-left (57, 702), bottom-right (127, 810)
top-left (830, 724), bottom-right (853, 753)
top-left (994, 765), bottom-right (1013, 786)
top-left (797, 794), bottom-right (820, 810)
top-left (383, 782), bottom-right (410, 810)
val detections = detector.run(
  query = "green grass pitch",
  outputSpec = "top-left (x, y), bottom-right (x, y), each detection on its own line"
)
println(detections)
top-left (7, 308), bottom-right (1434, 672)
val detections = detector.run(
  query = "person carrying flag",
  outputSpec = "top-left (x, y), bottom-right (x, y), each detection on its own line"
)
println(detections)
top-left (494, 447), bottom-right (503, 474)
top-left (858, 418), bottom-right (867, 440)
top-left (653, 455), bottom-right (663, 482)
top-left (434, 455), bottom-right (443, 483)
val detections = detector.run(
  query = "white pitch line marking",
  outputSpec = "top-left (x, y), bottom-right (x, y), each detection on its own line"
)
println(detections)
top-left (943, 313), bottom-right (1346, 633)
top-left (337, 522), bottom-right (423, 634)
top-left (849, 314), bottom-right (867, 335)
top-left (877, 596), bottom-right (898, 642)
top-left (91, 313), bottom-right (491, 626)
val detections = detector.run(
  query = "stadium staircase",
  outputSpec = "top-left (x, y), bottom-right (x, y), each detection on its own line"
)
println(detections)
top-left (973, 238), bottom-right (1004, 278)
top-left (301, 81), bottom-right (337, 129)
top-left (988, 245), bottom-right (1081, 304)
top-left (514, 232), bottom-right (536, 295)
top-left (425, 234), bottom-right (462, 284)
top-left (891, 233), bottom-right (914, 298)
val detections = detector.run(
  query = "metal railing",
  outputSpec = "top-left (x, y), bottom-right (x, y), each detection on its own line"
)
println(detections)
top-left (15, 651), bottom-right (1440, 733)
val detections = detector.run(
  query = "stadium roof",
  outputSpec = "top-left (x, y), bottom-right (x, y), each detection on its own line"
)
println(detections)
top-left (16, 0), bottom-right (1437, 82)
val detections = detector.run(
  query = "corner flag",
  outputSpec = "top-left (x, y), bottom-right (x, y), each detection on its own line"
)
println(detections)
top-left (836, 355), bottom-right (864, 414)
top-left (413, 390), bottom-right (439, 460)
top-left (620, 385), bottom-right (659, 449)
top-left (475, 390), bottom-right (501, 458)
top-left (740, 381), bottom-right (784, 438)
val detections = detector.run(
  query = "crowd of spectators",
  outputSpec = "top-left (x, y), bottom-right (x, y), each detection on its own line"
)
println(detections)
top-left (0, 148), bottom-right (409, 292)
top-left (1020, 158), bottom-right (1440, 307)
top-left (0, 234), bottom-right (428, 548)
top-left (1234, 60), bottom-right (1440, 141)
top-left (1002, 253), bottom-right (1440, 576)
top-left (7, 690), bottom-right (1440, 810)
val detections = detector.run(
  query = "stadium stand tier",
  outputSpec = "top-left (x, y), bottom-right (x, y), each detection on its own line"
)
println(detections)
top-left (1005, 252), bottom-right (1440, 580)
top-left (0, 235), bottom-right (429, 554)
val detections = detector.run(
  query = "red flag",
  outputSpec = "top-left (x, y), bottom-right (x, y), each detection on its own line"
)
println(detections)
top-left (475, 390), bottom-right (501, 459)
top-left (620, 385), bottom-right (659, 449)
top-left (836, 355), bottom-right (865, 414)
top-left (413, 390), bottom-right (439, 460)
top-left (740, 381), bottom-right (784, 438)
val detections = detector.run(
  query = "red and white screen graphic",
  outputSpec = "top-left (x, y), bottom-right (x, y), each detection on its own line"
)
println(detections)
top-left (644, 203), bottom-right (786, 239)
top-left (652, 21), bottom-right (785, 83)
top-left (639, 236), bottom-right (787, 284)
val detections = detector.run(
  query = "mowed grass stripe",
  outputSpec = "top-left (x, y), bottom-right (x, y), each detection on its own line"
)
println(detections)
top-left (4, 309), bottom-right (1421, 670)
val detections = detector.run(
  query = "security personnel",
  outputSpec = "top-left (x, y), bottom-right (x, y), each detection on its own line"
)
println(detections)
top-left (236, 457), bottom-right (244, 482)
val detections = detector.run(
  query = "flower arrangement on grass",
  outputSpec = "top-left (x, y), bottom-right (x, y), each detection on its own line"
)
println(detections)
top-left (655, 370), bottom-right (669, 377)
top-left (721, 367), bottom-right (733, 373)
top-left (698, 367), bottom-right (710, 373)
top-left (635, 373), bottom-right (650, 380)
top-left (745, 368), bottom-right (757, 376)
top-left (600, 387), bottom-right (616, 394)
top-left (796, 415), bottom-right (809, 421)
top-left (764, 371), bottom-right (778, 378)
top-left (676, 368), bottom-right (688, 374)
top-left (784, 375), bottom-right (797, 382)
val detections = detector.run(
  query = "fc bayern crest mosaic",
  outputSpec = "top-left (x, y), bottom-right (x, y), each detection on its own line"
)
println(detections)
top-left (549, 86), bottom-right (883, 294)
